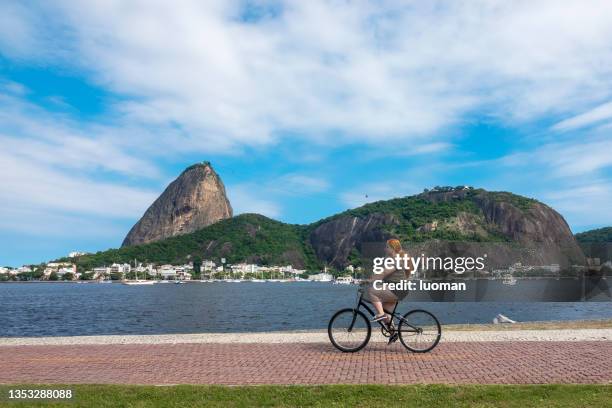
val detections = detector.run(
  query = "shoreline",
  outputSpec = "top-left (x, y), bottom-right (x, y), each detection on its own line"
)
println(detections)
top-left (1, 319), bottom-right (611, 346)
top-left (2, 323), bottom-right (612, 346)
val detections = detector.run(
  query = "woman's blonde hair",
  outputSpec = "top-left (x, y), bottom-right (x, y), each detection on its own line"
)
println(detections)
top-left (387, 238), bottom-right (411, 274)
top-left (387, 238), bottom-right (402, 253)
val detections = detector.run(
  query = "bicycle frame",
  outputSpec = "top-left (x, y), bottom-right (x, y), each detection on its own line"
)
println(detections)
top-left (349, 290), bottom-right (421, 333)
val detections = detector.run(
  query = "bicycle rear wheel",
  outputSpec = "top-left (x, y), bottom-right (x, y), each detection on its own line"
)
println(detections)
top-left (398, 309), bottom-right (441, 353)
top-left (328, 308), bottom-right (371, 352)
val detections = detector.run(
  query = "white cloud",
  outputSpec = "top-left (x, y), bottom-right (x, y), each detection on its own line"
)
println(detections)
top-left (277, 174), bottom-right (329, 194)
top-left (541, 181), bottom-right (612, 229)
top-left (227, 184), bottom-right (281, 219)
top-left (340, 180), bottom-right (421, 209)
top-left (1, 0), bottom-right (612, 239)
top-left (552, 101), bottom-right (612, 132)
top-left (361, 142), bottom-right (453, 161)
top-left (0, 94), bottom-right (161, 177)
top-left (0, 93), bottom-right (160, 237)
top-left (458, 133), bottom-right (612, 230)
top-left (0, 205), bottom-right (126, 238)
top-left (0, 2), bottom-right (38, 58)
top-left (0, 152), bottom-right (157, 219)
top-left (225, 172), bottom-right (329, 218)
top-left (0, 80), bottom-right (28, 96)
top-left (3, 0), bottom-right (612, 151)
top-left (499, 135), bottom-right (612, 178)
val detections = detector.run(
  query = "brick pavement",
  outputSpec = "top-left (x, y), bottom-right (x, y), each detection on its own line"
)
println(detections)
top-left (1, 341), bottom-right (610, 385)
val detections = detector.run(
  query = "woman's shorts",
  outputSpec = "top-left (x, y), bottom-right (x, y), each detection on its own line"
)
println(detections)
top-left (364, 281), bottom-right (408, 303)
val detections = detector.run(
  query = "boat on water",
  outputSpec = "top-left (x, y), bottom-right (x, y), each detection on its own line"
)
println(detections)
top-left (501, 274), bottom-right (517, 286)
top-left (174, 280), bottom-right (185, 284)
top-left (122, 280), bottom-right (156, 286)
top-left (333, 276), bottom-right (354, 285)
top-left (250, 279), bottom-right (265, 282)
top-left (122, 265), bottom-right (156, 285)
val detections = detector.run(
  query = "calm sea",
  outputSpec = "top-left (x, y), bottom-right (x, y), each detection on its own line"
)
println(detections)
top-left (0, 281), bottom-right (611, 337)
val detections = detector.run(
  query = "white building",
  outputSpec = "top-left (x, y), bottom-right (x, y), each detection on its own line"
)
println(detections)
top-left (158, 265), bottom-right (192, 280)
top-left (231, 263), bottom-right (258, 274)
top-left (308, 273), bottom-right (333, 282)
top-left (280, 265), bottom-right (306, 276)
top-left (16, 266), bottom-right (32, 274)
top-left (68, 251), bottom-right (88, 258)
top-left (92, 267), bottom-right (110, 279)
top-left (134, 263), bottom-right (156, 277)
top-left (57, 265), bottom-right (76, 277)
top-left (44, 262), bottom-right (74, 278)
top-left (202, 260), bottom-right (216, 271)
top-left (159, 265), bottom-right (176, 280)
top-left (110, 263), bottom-right (131, 274)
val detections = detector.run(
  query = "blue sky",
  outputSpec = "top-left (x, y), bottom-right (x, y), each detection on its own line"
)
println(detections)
top-left (1, 1), bottom-right (611, 267)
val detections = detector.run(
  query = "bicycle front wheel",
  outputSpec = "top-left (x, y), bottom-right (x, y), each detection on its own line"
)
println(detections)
top-left (398, 309), bottom-right (441, 353)
top-left (328, 308), bottom-right (371, 352)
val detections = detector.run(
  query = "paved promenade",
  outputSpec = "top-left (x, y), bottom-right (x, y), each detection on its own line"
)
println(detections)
top-left (1, 331), bottom-right (611, 385)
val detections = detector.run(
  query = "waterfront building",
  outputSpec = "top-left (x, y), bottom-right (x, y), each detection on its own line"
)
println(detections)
top-left (308, 273), bottom-right (333, 282)
top-left (43, 262), bottom-right (75, 278)
top-left (157, 265), bottom-right (192, 280)
top-left (92, 267), bottom-right (110, 278)
top-left (110, 263), bottom-right (131, 274)
top-left (56, 264), bottom-right (77, 278)
top-left (159, 265), bottom-right (176, 280)
top-left (176, 270), bottom-right (192, 281)
top-left (134, 263), bottom-right (156, 276)
top-left (231, 263), bottom-right (258, 274)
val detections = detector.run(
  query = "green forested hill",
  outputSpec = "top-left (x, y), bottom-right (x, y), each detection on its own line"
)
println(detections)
top-left (575, 227), bottom-right (612, 243)
top-left (61, 188), bottom-right (555, 272)
top-left (62, 214), bottom-right (318, 271)
top-left (307, 188), bottom-right (537, 242)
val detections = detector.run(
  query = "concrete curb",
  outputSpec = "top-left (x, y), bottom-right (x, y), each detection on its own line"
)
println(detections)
top-left (1, 328), bottom-right (612, 346)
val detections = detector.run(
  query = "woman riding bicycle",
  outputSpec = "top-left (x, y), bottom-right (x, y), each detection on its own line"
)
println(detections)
top-left (329, 240), bottom-right (440, 353)
top-left (365, 238), bottom-right (413, 342)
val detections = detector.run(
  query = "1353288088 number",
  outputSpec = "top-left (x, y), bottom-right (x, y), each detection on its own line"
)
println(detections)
top-left (7, 389), bottom-right (73, 399)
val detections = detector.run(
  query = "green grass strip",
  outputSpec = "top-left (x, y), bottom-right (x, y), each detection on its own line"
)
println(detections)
top-left (0, 384), bottom-right (610, 408)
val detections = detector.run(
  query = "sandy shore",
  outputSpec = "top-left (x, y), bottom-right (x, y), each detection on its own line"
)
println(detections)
top-left (1, 327), bottom-right (611, 346)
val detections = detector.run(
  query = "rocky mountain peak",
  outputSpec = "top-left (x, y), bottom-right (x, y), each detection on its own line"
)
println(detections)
top-left (309, 188), bottom-right (585, 268)
top-left (122, 162), bottom-right (233, 247)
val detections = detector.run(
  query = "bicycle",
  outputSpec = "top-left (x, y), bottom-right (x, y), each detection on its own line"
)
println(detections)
top-left (328, 286), bottom-right (441, 353)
